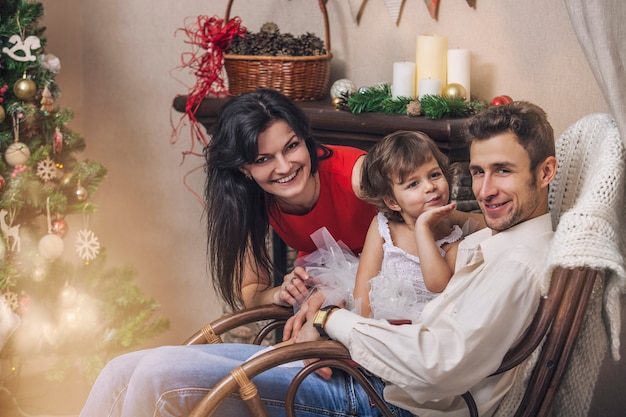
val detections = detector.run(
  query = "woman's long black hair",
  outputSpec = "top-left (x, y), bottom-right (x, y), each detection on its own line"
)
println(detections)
top-left (205, 88), bottom-right (330, 309)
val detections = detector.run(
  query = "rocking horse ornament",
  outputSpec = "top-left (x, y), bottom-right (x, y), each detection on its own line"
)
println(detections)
top-left (2, 34), bottom-right (41, 62)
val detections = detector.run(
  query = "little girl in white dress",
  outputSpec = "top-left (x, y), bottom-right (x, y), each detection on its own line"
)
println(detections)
top-left (353, 131), bottom-right (484, 322)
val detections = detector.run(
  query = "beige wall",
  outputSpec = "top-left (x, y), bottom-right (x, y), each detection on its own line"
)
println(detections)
top-left (39, 0), bottom-right (609, 347)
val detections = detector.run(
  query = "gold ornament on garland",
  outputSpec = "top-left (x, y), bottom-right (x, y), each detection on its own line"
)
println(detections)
top-left (0, 105), bottom-right (5, 124)
top-left (442, 83), bottom-right (467, 101)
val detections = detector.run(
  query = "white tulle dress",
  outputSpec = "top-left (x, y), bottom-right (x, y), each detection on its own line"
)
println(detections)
top-left (368, 212), bottom-right (463, 322)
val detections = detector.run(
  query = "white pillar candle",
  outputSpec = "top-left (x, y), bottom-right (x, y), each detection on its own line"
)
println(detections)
top-left (415, 34), bottom-right (447, 97)
top-left (418, 78), bottom-right (442, 100)
top-left (391, 61), bottom-right (416, 99)
top-left (447, 48), bottom-right (471, 101)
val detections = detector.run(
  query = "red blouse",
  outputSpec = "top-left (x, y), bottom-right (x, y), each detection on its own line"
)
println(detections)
top-left (269, 145), bottom-right (376, 256)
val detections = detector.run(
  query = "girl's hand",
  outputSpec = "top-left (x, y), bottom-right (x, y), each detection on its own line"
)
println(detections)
top-left (273, 266), bottom-right (313, 307)
top-left (416, 202), bottom-right (457, 231)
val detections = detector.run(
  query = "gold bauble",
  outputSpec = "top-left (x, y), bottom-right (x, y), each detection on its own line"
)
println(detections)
top-left (331, 97), bottom-right (346, 110)
top-left (60, 172), bottom-right (74, 187)
top-left (442, 83), bottom-right (467, 101)
top-left (0, 105), bottom-right (5, 124)
top-left (14, 78), bottom-right (37, 101)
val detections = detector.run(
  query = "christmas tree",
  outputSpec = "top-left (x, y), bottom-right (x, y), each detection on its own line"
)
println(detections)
top-left (0, 0), bottom-right (169, 384)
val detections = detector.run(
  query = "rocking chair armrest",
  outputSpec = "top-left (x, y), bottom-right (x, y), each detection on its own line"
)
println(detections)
top-left (183, 304), bottom-right (293, 345)
top-left (188, 340), bottom-right (353, 417)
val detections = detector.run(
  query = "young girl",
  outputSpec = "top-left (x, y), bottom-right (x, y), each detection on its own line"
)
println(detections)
top-left (354, 131), bottom-right (485, 321)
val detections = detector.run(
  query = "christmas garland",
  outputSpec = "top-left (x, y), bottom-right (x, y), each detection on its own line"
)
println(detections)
top-left (345, 83), bottom-right (486, 119)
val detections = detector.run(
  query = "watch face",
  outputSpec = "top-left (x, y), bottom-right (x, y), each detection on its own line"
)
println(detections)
top-left (313, 309), bottom-right (327, 326)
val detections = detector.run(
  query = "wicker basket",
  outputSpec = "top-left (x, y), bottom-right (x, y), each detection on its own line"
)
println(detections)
top-left (223, 0), bottom-right (332, 101)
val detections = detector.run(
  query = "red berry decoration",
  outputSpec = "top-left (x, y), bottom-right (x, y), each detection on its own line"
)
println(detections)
top-left (490, 95), bottom-right (513, 106)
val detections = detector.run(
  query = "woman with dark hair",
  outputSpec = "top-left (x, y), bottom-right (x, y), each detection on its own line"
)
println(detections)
top-left (205, 88), bottom-right (376, 310)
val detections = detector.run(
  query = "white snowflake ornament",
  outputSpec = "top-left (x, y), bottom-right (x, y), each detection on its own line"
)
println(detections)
top-left (75, 229), bottom-right (100, 262)
top-left (36, 157), bottom-right (57, 181)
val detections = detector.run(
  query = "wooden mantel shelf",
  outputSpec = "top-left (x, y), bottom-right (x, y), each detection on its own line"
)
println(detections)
top-left (172, 96), bottom-right (469, 162)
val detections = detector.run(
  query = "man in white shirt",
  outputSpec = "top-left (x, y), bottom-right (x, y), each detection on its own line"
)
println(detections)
top-left (296, 100), bottom-right (558, 416)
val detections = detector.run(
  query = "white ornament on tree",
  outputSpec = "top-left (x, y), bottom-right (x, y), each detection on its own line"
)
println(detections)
top-left (5, 142), bottom-right (30, 166)
top-left (75, 210), bottom-right (100, 263)
top-left (1, 34), bottom-right (41, 62)
top-left (39, 233), bottom-right (64, 261)
top-left (39, 197), bottom-right (64, 261)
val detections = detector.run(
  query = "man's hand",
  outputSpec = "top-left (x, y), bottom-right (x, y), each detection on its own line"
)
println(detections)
top-left (293, 302), bottom-right (334, 380)
top-left (282, 290), bottom-right (326, 340)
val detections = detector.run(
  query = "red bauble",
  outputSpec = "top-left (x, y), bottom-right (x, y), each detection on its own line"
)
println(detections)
top-left (490, 95), bottom-right (513, 106)
top-left (51, 218), bottom-right (69, 238)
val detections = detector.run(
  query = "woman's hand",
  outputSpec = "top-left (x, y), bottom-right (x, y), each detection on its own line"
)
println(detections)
top-left (273, 266), bottom-right (313, 307)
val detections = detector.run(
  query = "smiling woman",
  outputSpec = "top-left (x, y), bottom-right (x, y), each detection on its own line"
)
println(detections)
top-left (204, 88), bottom-right (377, 311)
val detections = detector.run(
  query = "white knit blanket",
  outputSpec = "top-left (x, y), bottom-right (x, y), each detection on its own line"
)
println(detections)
top-left (545, 112), bottom-right (626, 360)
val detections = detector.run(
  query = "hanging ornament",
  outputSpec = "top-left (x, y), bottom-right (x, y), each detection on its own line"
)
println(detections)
top-left (39, 234), bottom-right (64, 261)
top-left (2, 291), bottom-right (19, 312)
top-left (59, 172), bottom-right (74, 187)
top-left (13, 76), bottom-right (37, 101)
top-left (53, 127), bottom-right (63, 154)
top-left (40, 85), bottom-right (54, 114)
top-left (51, 216), bottom-right (68, 238)
top-left (39, 198), bottom-right (64, 261)
top-left (0, 209), bottom-right (21, 252)
top-left (6, 113), bottom-right (30, 167)
top-left (75, 184), bottom-right (89, 201)
top-left (40, 53), bottom-right (62, 74)
top-left (75, 210), bottom-right (100, 264)
top-left (442, 83), bottom-right (467, 101)
top-left (2, 34), bottom-right (41, 62)
top-left (5, 142), bottom-right (30, 166)
top-left (36, 156), bottom-right (57, 181)
top-left (0, 175), bottom-right (5, 190)
top-left (0, 106), bottom-right (5, 124)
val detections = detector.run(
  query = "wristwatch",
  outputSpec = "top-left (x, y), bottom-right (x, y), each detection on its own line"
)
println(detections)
top-left (313, 305), bottom-right (340, 339)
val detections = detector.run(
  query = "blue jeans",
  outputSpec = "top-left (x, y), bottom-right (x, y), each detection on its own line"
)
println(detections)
top-left (79, 343), bottom-right (414, 417)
